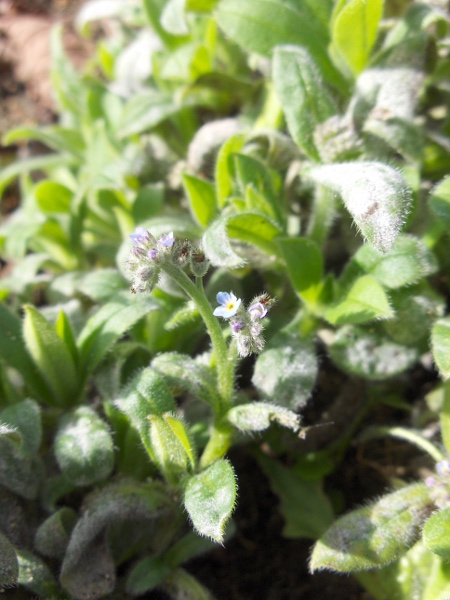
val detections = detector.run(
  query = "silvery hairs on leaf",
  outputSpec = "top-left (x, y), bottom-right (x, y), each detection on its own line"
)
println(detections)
top-left (310, 162), bottom-right (412, 254)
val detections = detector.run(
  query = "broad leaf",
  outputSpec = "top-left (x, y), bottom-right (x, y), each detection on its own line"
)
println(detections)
top-left (278, 237), bottom-right (323, 305)
top-left (423, 508), bottom-right (450, 560)
top-left (184, 459), bottom-right (236, 542)
top-left (183, 174), bottom-right (218, 227)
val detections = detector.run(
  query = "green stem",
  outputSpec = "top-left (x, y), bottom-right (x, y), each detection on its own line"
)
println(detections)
top-left (162, 263), bottom-right (234, 409)
top-left (359, 426), bottom-right (445, 463)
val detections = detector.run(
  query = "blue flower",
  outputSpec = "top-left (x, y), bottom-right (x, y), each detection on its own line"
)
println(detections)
top-left (157, 232), bottom-right (175, 248)
top-left (213, 292), bottom-right (241, 319)
top-left (248, 302), bottom-right (268, 320)
top-left (130, 227), bottom-right (150, 245)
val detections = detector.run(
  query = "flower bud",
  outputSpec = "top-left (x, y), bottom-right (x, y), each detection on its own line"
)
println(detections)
top-left (172, 240), bottom-right (192, 267)
top-left (190, 248), bottom-right (210, 277)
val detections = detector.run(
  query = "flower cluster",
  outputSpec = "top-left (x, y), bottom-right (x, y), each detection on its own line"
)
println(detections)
top-left (125, 227), bottom-right (175, 294)
top-left (213, 291), bottom-right (274, 357)
top-left (126, 227), bottom-right (210, 294)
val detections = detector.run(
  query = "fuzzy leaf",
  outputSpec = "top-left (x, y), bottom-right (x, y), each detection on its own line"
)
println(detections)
top-left (310, 162), bottom-right (411, 253)
top-left (252, 332), bottom-right (318, 410)
top-left (0, 437), bottom-right (43, 499)
top-left (423, 508), bottom-right (450, 560)
top-left (184, 459), bottom-right (236, 542)
top-left (23, 305), bottom-right (78, 407)
top-left (152, 352), bottom-right (221, 409)
top-left (325, 275), bottom-right (393, 325)
top-left (432, 317), bottom-right (450, 380)
top-left (311, 483), bottom-right (433, 572)
top-left (430, 177), bottom-right (450, 232)
top-left (330, 0), bottom-right (383, 76)
top-left (202, 216), bottom-right (246, 268)
top-left (61, 480), bottom-right (172, 600)
top-left (273, 45), bottom-right (337, 160)
top-left (215, 0), bottom-right (342, 88)
top-left (0, 530), bottom-right (18, 589)
top-left (329, 325), bottom-right (418, 380)
top-left (227, 402), bottom-right (301, 433)
top-left (55, 407), bottom-right (114, 486)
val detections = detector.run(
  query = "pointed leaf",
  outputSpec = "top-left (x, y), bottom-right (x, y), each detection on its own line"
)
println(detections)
top-left (23, 305), bottom-right (78, 406)
top-left (184, 459), bottom-right (236, 542)
top-left (273, 45), bottom-right (337, 160)
top-left (310, 162), bottom-right (412, 253)
top-left (311, 483), bottom-right (433, 572)
top-left (278, 237), bottom-right (323, 305)
top-left (183, 174), bottom-right (218, 227)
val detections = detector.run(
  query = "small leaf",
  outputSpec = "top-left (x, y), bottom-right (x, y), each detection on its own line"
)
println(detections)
top-left (227, 402), bottom-right (301, 433)
top-left (214, 134), bottom-right (245, 208)
top-left (257, 454), bottom-right (334, 539)
top-left (273, 45), bottom-right (337, 160)
top-left (35, 508), bottom-right (77, 560)
top-left (17, 550), bottom-right (60, 598)
top-left (330, 0), bottom-right (383, 76)
top-left (423, 508), bottom-right (450, 560)
top-left (202, 216), bottom-right (246, 268)
top-left (161, 0), bottom-right (189, 35)
top-left (183, 174), bottom-right (218, 227)
top-left (278, 236), bottom-right (324, 305)
top-left (55, 407), bottom-right (114, 486)
top-left (0, 530), bottom-right (18, 589)
top-left (23, 305), bottom-right (78, 406)
top-left (252, 332), bottom-right (318, 410)
top-left (310, 162), bottom-right (412, 254)
top-left (161, 567), bottom-right (216, 600)
top-left (329, 325), bottom-right (418, 380)
top-left (119, 91), bottom-right (182, 137)
top-left (184, 459), bottom-right (236, 542)
top-left (432, 317), bottom-right (450, 380)
top-left (325, 275), bottom-right (393, 325)
top-left (35, 180), bottom-right (72, 213)
top-left (77, 269), bottom-right (127, 302)
top-left (227, 212), bottom-right (282, 255)
top-left (350, 235), bottom-right (438, 290)
top-left (126, 555), bottom-right (170, 595)
top-left (311, 483), bottom-right (433, 572)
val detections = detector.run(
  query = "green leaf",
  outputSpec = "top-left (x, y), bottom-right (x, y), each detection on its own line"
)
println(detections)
top-left (17, 550), bottom-right (60, 598)
top-left (161, 568), bottom-right (216, 600)
top-left (0, 399), bottom-right (41, 456)
top-left (252, 332), bottom-right (318, 410)
top-left (76, 268), bottom-right (127, 302)
top-left (423, 508), bottom-right (450, 560)
top-left (184, 459), bottom-right (236, 542)
top-left (311, 483), bottom-right (433, 572)
top-left (432, 317), bottom-right (450, 380)
top-left (329, 325), bottom-right (418, 380)
top-left (3, 126), bottom-right (85, 157)
top-left (326, 275), bottom-right (393, 325)
top-left (23, 305), bottom-right (78, 407)
top-left (115, 368), bottom-right (176, 462)
top-left (227, 212), bottom-right (282, 255)
top-left (330, 0), bottom-right (384, 76)
top-left (0, 153), bottom-right (77, 197)
top-left (126, 555), bottom-right (171, 595)
top-left (278, 237), bottom-right (323, 305)
top-left (148, 413), bottom-right (196, 484)
top-left (119, 91), bottom-right (183, 137)
top-left (215, 0), bottom-right (343, 89)
top-left (310, 162), bottom-right (411, 253)
top-left (0, 435), bottom-right (42, 499)
top-left (152, 352), bottom-right (221, 409)
top-left (34, 180), bottom-right (72, 213)
top-left (430, 177), bottom-right (450, 232)
top-left (183, 174), bottom-right (218, 227)
top-left (273, 46), bottom-right (337, 161)
top-left (257, 454), bottom-right (334, 538)
top-left (55, 407), bottom-right (115, 486)
top-left (227, 402), bottom-right (301, 433)
top-left (77, 292), bottom-right (158, 378)
top-left (202, 216), bottom-right (246, 268)
top-left (215, 134), bottom-right (244, 208)
top-left (133, 184), bottom-right (165, 223)
top-left (161, 0), bottom-right (189, 35)
top-left (0, 531), bottom-right (18, 589)
top-left (348, 235), bottom-right (438, 290)
top-left (34, 508), bottom-right (77, 560)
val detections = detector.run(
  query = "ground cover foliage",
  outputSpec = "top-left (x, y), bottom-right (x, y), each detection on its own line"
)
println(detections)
top-left (1, 0), bottom-right (450, 598)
